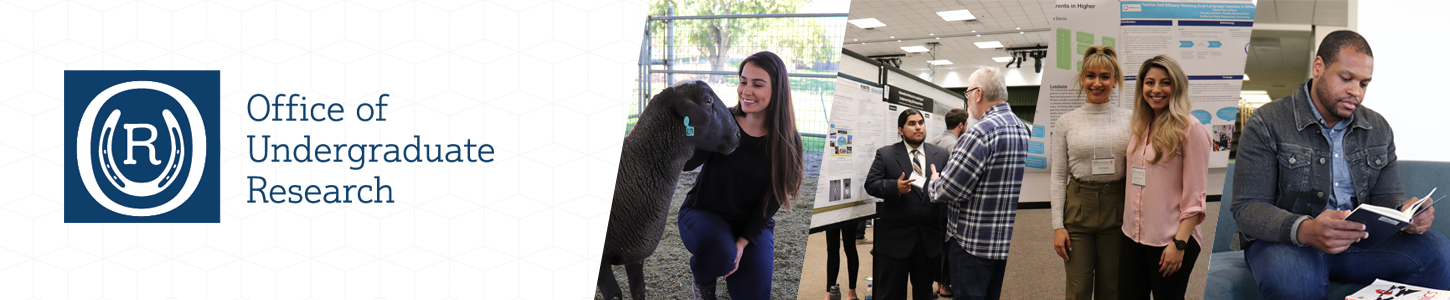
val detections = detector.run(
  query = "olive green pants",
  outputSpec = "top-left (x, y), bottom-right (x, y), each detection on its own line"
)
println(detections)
top-left (1062, 177), bottom-right (1125, 300)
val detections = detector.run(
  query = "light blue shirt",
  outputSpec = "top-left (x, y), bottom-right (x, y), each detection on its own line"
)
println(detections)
top-left (1304, 85), bottom-right (1356, 210)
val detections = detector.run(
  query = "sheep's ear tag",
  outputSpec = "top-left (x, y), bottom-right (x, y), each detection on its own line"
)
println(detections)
top-left (684, 116), bottom-right (695, 137)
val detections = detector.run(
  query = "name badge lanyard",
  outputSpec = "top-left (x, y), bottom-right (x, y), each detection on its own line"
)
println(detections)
top-left (1090, 114), bottom-right (1118, 176)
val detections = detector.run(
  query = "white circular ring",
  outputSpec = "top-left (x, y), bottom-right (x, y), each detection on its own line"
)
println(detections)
top-left (76, 81), bottom-right (208, 217)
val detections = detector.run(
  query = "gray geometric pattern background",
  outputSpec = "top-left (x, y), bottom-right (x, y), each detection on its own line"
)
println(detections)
top-left (0, 1), bottom-right (641, 298)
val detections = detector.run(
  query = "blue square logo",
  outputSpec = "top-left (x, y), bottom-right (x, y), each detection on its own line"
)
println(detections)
top-left (65, 71), bottom-right (220, 223)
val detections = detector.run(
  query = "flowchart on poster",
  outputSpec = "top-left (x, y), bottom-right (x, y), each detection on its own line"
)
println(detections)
top-left (1033, 0), bottom-right (1251, 171)
top-left (1031, 0), bottom-right (1122, 172)
top-left (1120, 0), bottom-right (1254, 167)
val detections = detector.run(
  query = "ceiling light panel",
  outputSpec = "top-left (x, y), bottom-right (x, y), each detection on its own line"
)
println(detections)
top-left (848, 18), bottom-right (886, 29)
top-left (938, 9), bottom-right (976, 22)
top-left (975, 41), bottom-right (1004, 48)
top-left (901, 46), bottom-right (931, 52)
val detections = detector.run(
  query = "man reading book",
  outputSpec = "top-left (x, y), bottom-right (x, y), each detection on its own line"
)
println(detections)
top-left (1230, 30), bottom-right (1450, 300)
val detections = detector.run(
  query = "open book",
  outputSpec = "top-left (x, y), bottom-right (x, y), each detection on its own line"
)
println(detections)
top-left (1346, 278), bottom-right (1450, 300)
top-left (1344, 188), bottom-right (1436, 248)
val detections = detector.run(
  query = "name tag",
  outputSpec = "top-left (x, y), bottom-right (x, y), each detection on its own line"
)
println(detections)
top-left (1092, 158), bottom-right (1115, 175)
top-left (909, 171), bottom-right (927, 189)
top-left (1131, 167), bottom-right (1147, 187)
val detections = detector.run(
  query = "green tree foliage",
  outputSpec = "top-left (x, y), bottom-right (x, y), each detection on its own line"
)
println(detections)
top-left (648, 0), bottom-right (836, 79)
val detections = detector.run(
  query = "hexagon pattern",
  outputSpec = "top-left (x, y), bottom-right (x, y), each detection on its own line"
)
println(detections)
top-left (0, 1), bottom-right (643, 299)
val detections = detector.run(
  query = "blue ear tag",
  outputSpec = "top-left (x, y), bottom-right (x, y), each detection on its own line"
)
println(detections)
top-left (684, 116), bottom-right (695, 137)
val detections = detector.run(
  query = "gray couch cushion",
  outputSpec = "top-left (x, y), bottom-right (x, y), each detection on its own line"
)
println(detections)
top-left (1206, 251), bottom-right (1260, 300)
top-left (1213, 163), bottom-right (1239, 253)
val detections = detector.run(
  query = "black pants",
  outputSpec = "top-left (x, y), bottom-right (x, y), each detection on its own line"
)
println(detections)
top-left (938, 239), bottom-right (952, 288)
top-left (826, 221), bottom-right (861, 290)
top-left (1118, 235), bottom-right (1200, 300)
top-left (858, 220), bottom-right (868, 239)
top-left (947, 239), bottom-right (1006, 300)
top-left (876, 240), bottom-right (938, 300)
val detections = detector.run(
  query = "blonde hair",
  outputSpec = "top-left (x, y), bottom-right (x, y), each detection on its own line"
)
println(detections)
top-left (1131, 55), bottom-right (1193, 164)
top-left (1074, 46), bottom-right (1123, 94)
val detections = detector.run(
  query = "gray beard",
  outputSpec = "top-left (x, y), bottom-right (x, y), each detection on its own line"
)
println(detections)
top-left (967, 105), bottom-right (981, 126)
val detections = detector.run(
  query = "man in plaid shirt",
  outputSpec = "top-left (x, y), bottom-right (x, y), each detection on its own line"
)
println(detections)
top-left (928, 67), bottom-right (1029, 300)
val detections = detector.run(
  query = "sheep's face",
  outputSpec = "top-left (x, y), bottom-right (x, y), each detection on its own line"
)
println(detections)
top-left (669, 80), bottom-right (740, 155)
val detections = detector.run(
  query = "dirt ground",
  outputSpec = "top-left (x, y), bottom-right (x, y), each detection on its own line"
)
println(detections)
top-left (597, 151), bottom-right (822, 299)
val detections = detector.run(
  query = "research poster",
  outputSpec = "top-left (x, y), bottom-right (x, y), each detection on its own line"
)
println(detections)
top-left (811, 75), bottom-right (953, 230)
top-left (1120, 0), bottom-right (1254, 167)
top-left (815, 76), bottom-right (889, 211)
top-left (1031, 0), bottom-right (1122, 172)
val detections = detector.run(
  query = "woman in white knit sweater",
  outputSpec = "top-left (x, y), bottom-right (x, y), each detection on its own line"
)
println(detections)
top-left (1049, 45), bottom-right (1133, 300)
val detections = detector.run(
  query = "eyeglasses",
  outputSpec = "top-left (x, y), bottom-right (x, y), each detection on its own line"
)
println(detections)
top-left (964, 87), bottom-right (979, 95)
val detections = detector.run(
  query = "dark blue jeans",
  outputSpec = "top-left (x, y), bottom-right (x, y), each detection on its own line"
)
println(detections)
top-left (678, 207), bottom-right (774, 299)
top-left (1244, 230), bottom-right (1450, 300)
top-left (947, 238), bottom-right (1006, 300)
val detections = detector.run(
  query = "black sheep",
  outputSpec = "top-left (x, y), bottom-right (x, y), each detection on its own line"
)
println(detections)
top-left (598, 80), bottom-right (740, 300)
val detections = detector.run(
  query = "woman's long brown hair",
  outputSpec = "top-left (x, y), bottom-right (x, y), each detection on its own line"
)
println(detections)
top-left (734, 51), bottom-right (803, 215)
top-left (1130, 55), bottom-right (1193, 164)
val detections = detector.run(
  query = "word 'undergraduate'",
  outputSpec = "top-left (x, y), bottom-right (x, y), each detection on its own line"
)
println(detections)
top-left (244, 93), bottom-right (497, 204)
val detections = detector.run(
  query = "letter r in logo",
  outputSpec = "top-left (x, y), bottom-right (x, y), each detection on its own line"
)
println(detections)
top-left (122, 123), bottom-right (161, 165)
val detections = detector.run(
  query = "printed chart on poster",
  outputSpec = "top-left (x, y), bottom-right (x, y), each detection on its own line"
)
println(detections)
top-left (1120, 0), bottom-right (1253, 168)
top-left (1030, 0), bottom-right (1122, 172)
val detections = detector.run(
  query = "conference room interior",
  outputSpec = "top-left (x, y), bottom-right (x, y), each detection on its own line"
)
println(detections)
top-left (789, 0), bottom-right (1352, 298)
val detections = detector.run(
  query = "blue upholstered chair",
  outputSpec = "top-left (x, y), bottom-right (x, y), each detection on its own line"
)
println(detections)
top-left (1206, 161), bottom-right (1450, 299)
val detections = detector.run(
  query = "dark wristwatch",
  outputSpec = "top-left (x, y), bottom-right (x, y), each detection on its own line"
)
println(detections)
top-left (1172, 238), bottom-right (1188, 250)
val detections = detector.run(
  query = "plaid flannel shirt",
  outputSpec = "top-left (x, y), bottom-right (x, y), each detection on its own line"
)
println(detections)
top-left (928, 102), bottom-right (1030, 261)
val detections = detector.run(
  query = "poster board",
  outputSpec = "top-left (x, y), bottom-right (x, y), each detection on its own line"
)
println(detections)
top-left (810, 76), bottom-right (887, 229)
top-left (1030, 0), bottom-right (1123, 173)
top-left (1119, 0), bottom-right (1254, 168)
top-left (811, 75), bottom-right (954, 228)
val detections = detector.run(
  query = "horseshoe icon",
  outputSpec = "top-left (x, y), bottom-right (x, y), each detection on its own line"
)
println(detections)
top-left (76, 80), bottom-right (208, 217)
top-left (97, 109), bottom-right (185, 198)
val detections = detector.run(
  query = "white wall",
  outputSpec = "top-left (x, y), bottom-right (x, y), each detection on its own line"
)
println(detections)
top-left (1359, 1), bottom-right (1450, 162)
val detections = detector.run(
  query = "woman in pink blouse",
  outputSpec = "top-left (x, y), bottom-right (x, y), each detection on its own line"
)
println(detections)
top-left (1118, 55), bottom-right (1209, 300)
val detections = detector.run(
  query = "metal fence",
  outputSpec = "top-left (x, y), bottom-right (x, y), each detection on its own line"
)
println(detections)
top-left (631, 10), bottom-right (848, 152)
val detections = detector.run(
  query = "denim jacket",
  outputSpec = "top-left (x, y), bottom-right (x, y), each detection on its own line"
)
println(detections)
top-left (1230, 79), bottom-right (1405, 249)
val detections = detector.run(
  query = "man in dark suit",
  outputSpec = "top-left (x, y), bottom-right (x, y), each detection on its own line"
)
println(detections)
top-left (866, 108), bottom-right (951, 300)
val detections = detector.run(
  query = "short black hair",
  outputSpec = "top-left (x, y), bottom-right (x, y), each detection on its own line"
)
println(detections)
top-left (897, 108), bottom-right (922, 128)
top-left (944, 108), bottom-right (968, 130)
top-left (1316, 30), bottom-right (1373, 68)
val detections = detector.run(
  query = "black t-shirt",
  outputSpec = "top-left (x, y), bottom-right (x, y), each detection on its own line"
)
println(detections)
top-left (680, 125), bottom-right (779, 244)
